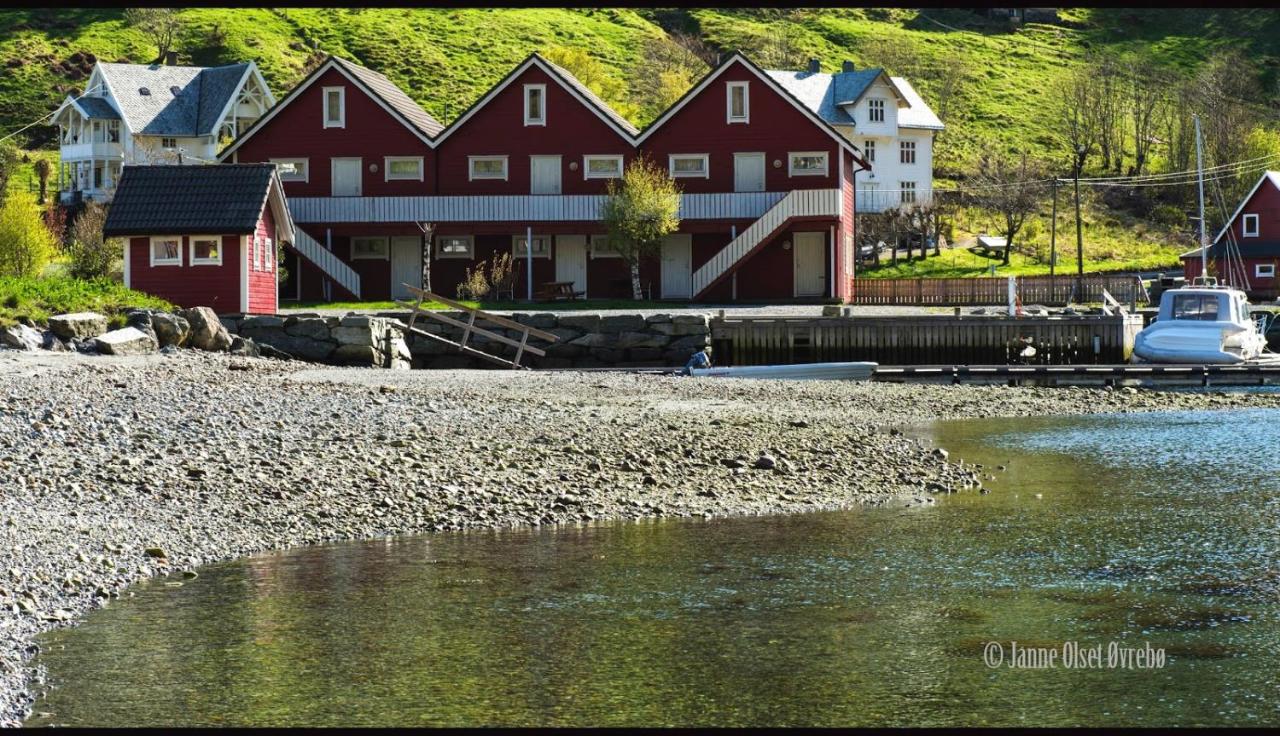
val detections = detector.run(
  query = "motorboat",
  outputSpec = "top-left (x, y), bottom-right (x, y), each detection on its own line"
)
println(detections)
top-left (1132, 282), bottom-right (1267, 364)
top-left (689, 361), bottom-right (877, 381)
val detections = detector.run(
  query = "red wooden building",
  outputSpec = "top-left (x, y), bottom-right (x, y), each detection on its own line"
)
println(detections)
top-left (211, 51), bottom-right (871, 305)
top-left (1181, 171), bottom-right (1280, 299)
top-left (103, 164), bottom-right (294, 314)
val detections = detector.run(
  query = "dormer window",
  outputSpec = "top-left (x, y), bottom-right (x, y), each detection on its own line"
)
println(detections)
top-left (169, 85), bottom-right (181, 96)
top-left (1243, 214), bottom-right (1260, 237)
top-left (727, 81), bottom-right (749, 123)
top-left (323, 86), bottom-right (345, 128)
top-left (868, 98), bottom-right (885, 123)
top-left (138, 87), bottom-right (151, 96)
top-left (524, 84), bottom-right (546, 126)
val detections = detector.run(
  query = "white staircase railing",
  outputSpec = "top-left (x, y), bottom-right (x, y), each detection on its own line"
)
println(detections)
top-left (292, 228), bottom-right (361, 299)
top-left (691, 188), bottom-right (840, 297)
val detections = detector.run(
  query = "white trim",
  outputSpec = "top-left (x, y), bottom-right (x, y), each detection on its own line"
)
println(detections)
top-left (1256, 263), bottom-right (1275, 278)
top-left (123, 235), bottom-right (131, 288)
top-left (322, 86), bottom-right (346, 128)
top-left (330, 157), bottom-right (362, 197)
top-left (351, 235), bottom-right (390, 260)
top-left (583, 154), bottom-right (624, 180)
top-left (1213, 171), bottom-right (1277, 245)
top-left (435, 234), bottom-right (474, 259)
top-left (788, 151), bottom-right (829, 177)
top-left (189, 235), bottom-right (224, 266)
top-left (469, 155), bottom-right (509, 181)
top-left (1243, 213), bottom-right (1260, 238)
top-left (264, 236), bottom-right (273, 272)
top-left (669, 153), bottom-right (710, 179)
top-left (253, 234), bottom-right (262, 271)
top-left (239, 235), bottom-right (249, 313)
top-left (206, 63), bottom-right (276, 138)
top-left (149, 235), bottom-right (183, 267)
top-left (270, 158), bottom-right (309, 183)
top-left (726, 81), bottom-right (749, 124)
top-left (523, 83), bottom-right (546, 126)
top-left (512, 234), bottom-right (551, 259)
top-left (384, 156), bottom-right (424, 181)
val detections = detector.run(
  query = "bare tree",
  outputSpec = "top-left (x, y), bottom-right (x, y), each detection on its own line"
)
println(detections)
top-left (124, 8), bottom-right (182, 64)
top-left (632, 35), bottom-right (709, 124)
top-left (1053, 67), bottom-right (1098, 173)
top-left (1092, 56), bottom-right (1126, 174)
top-left (747, 24), bottom-right (810, 70)
top-left (1125, 56), bottom-right (1166, 176)
top-left (975, 151), bottom-right (1046, 266)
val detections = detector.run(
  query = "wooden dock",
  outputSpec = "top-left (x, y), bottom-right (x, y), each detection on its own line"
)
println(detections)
top-left (874, 363), bottom-right (1280, 387)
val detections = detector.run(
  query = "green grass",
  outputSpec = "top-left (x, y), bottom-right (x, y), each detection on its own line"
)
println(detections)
top-left (288, 298), bottom-right (698, 312)
top-left (0, 275), bottom-right (172, 327)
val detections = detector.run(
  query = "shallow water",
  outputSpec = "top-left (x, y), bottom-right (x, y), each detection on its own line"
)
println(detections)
top-left (26, 409), bottom-right (1280, 727)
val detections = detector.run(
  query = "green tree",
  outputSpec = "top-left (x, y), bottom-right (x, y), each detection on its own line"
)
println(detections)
top-left (0, 195), bottom-right (56, 277)
top-left (541, 46), bottom-right (637, 122)
top-left (600, 155), bottom-right (681, 300)
top-left (974, 151), bottom-right (1047, 266)
top-left (124, 8), bottom-right (182, 63)
top-left (0, 141), bottom-right (19, 204)
top-left (66, 201), bottom-right (121, 279)
top-left (632, 35), bottom-right (708, 124)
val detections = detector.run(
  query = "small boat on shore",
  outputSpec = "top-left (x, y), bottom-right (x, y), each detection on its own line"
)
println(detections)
top-left (1132, 283), bottom-right (1268, 364)
top-left (689, 361), bottom-right (877, 381)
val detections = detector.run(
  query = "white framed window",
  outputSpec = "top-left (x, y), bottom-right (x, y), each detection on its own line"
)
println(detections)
top-left (670, 154), bottom-right (709, 179)
top-left (726, 81), bottom-right (749, 123)
top-left (900, 181), bottom-right (917, 204)
top-left (1243, 213), bottom-right (1260, 237)
top-left (512, 234), bottom-right (551, 259)
top-left (435, 235), bottom-right (474, 259)
top-left (900, 140), bottom-right (916, 164)
top-left (323, 86), bottom-right (345, 128)
top-left (590, 234), bottom-right (621, 258)
top-left (788, 152), bottom-right (828, 177)
top-left (161, 137), bottom-right (177, 149)
top-left (1256, 263), bottom-right (1275, 278)
top-left (190, 235), bottom-right (222, 266)
top-left (271, 158), bottom-right (309, 182)
top-left (469, 156), bottom-right (508, 181)
top-left (264, 236), bottom-right (273, 271)
top-left (149, 236), bottom-right (182, 266)
top-left (864, 140), bottom-right (875, 163)
top-left (583, 155), bottom-right (624, 180)
top-left (868, 98), bottom-right (885, 123)
top-left (351, 236), bottom-right (389, 260)
top-left (524, 84), bottom-right (546, 126)
top-left (384, 156), bottom-right (424, 181)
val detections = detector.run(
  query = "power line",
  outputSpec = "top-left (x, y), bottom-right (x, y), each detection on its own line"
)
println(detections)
top-left (1076, 152), bottom-right (1280, 183)
top-left (0, 83), bottom-right (109, 145)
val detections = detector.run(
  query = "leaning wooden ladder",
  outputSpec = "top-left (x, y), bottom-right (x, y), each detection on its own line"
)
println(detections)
top-left (394, 285), bottom-right (559, 369)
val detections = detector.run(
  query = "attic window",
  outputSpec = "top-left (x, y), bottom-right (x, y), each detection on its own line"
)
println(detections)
top-left (524, 84), bottom-right (546, 126)
top-left (323, 86), bottom-right (345, 129)
top-left (726, 81), bottom-right (749, 124)
top-left (139, 87), bottom-right (151, 96)
top-left (868, 98), bottom-right (885, 123)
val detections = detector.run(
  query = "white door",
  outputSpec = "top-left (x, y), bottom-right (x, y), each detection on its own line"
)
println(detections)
top-left (734, 152), bottom-right (766, 193)
top-left (554, 235), bottom-right (588, 295)
top-left (660, 234), bottom-right (692, 300)
top-left (331, 158), bottom-right (361, 196)
top-left (390, 236), bottom-right (421, 300)
top-left (793, 232), bottom-right (826, 297)
top-left (530, 155), bottom-right (562, 194)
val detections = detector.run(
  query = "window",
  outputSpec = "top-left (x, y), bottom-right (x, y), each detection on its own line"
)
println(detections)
top-left (512, 235), bottom-right (551, 258)
top-left (91, 121), bottom-right (104, 143)
top-left (789, 152), bottom-right (828, 177)
top-left (900, 140), bottom-right (916, 164)
top-left (469, 156), bottom-right (508, 181)
top-left (161, 137), bottom-right (177, 149)
top-left (670, 154), bottom-right (709, 179)
top-left (868, 98), bottom-right (885, 123)
top-left (590, 234), bottom-right (621, 258)
top-left (900, 181), bottom-right (916, 204)
top-left (435, 235), bottom-right (474, 259)
top-left (1243, 214), bottom-right (1260, 237)
top-left (323, 86), bottom-right (345, 128)
top-left (264, 237), bottom-right (273, 271)
top-left (384, 156), bottom-right (424, 181)
top-left (524, 84), bottom-right (546, 126)
top-left (107, 120), bottom-right (120, 143)
top-left (351, 236), bottom-right (389, 260)
top-left (726, 81), bottom-right (749, 123)
top-left (1172, 293), bottom-right (1221, 321)
top-left (583, 155), bottom-right (624, 180)
top-left (863, 140), bottom-right (875, 163)
top-left (190, 236), bottom-right (221, 266)
top-left (1257, 263), bottom-right (1275, 278)
top-left (253, 235), bottom-right (263, 271)
top-left (271, 158), bottom-right (309, 182)
top-left (150, 236), bottom-right (182, 266)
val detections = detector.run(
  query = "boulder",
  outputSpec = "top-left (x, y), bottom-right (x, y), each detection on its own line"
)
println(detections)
top-left (181, 307), bottom-right (233, 352)
top-left (229, 336), bottom-right (261, 357)
top-left (240, 315), bottom-right (286, 331)
top-left (48, 312), bottom-right (108, 341)
top-left (569, 332), bottom-right (617, 348)
top-left (93, 327), bottom-right (157, 356)
top-left (514, 312), bottom-right (558, 330)
top-left (219, 317), bottom-right (241, 334)
top-left (0, 324), bottom-right (43, 351)
top-left (668, 334), bottom-right (712, 352)
top-left (151, 313), bottom-right (191, 348)
top-left (250, 333), bottom-right (336, 362)
top-left (257, 343), bottom-right (294, 361)
top-left (332, 325), bottom-right (377, 347)
top-left (598, 314), bottom-right (646, 333)
top-left (41, 331), bottom-right (69, 352)
top-left (332, 344), bottom-right (378, 365)
top-left (283, 316), bottom-right (331, 341)
top-left (616, 331), bottom-right (670, 349)
top-left (558, 314), bottom-right (601, 332)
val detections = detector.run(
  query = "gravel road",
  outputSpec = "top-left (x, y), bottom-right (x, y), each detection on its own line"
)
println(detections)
top-left (5, 349), bottom-right (1279, 725)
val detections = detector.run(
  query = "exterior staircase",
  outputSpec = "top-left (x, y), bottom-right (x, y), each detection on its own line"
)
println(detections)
top-left (691, 188), bottom-right (841, 299)
top-left (292, 228), bottom-right (362, 299)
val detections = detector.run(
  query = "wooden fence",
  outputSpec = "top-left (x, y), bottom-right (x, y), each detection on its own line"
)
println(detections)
top-left (850, 275), bottom-right (1148, 306)
top-left (710, 314), bottom-right (1145, 366)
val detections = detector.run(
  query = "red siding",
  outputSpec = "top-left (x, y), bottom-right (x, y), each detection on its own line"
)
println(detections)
top-left (1220, 175), bottom-right (1280, 244)
top-left (128, 234), bottom-right (242, 314)
top-left (839, 150), bottom-right (858, 301)
top-left (246, 206), bottom-right (278, 314)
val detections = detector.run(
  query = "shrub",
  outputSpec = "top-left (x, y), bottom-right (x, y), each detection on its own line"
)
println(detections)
top-left (456, 265), bottom-right (489, 300)
top-left (1151, 204), bottom-right (1187, 229)
top-left (66, 201), bottom-right (122, 279)
top-left (486, 251), bottom-right (514, 298)
top-left (0, 195), bottom-right (56, 277)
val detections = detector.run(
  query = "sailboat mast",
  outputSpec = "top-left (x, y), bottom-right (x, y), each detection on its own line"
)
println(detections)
top-left (1194, 114), bottom-right (1207, 281)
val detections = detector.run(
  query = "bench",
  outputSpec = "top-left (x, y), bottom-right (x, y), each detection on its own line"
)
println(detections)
top-left (534, 281), bottom-right (585, 301)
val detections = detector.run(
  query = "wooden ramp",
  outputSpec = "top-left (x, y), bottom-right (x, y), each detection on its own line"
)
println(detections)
top-left (393, 286), bottom-right (559, 369)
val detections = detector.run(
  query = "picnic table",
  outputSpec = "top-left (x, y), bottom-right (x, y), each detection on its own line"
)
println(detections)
top-left (534, 281), bottom-right (584, 301)
top-left (971, 235), bottom-right (1009, 258)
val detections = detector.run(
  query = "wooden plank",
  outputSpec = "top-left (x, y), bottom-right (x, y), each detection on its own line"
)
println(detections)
top-left (402, 324), bottom-right (523, 369)
top-left (394, 300), bottom-right (548, 357)
top-left (402, 287), bottom-right (559, 341)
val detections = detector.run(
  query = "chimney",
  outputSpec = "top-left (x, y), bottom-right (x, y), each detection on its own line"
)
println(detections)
top-left (164, 50), bottom-right (178, 66)
top-left (842, 60), bottom-right (856, 73)
top-left (807, 58), bottom-right (820, 74)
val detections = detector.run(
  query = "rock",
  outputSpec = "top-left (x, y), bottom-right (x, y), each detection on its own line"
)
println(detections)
top-left (240, 315), bottom-right (286, 331)
top-left (228, 336), bottom-right (260, 357)
top-left (144, 547), bottom-right (167, 559)
top-left (0, 324), bottom-right (43, 351)
top-left (283, 316), bottom-right (331, 341)
top-left (257, 343), bottom-right (293, 361)
top-left (332, 325), bottom-right (377, 347)
top-left (558, 314), bottom-right (601, 332)
top-left (616, 331), bottom-right (670, 349)
top-left (48, 312), bottom-right (108, 341)
top-left (332, 344), bottom-right (379, 365)
top-left (250, 333), bottom-right (336, 362)
top-left (754, 454), bottom-right (777, 470)
top-left (93, 327), bottom-right (157, 356)
top-left (790, 420), bottom-right (809, 428)
top-left (932, 448), bottom-right (949, 460)
top-left (514, 313), bottom-right (557, 330)
top-left (41, 330), bottom-right (69, 352)
top-left (181, 307), bottom-right (233, 352)
top-left (598, 314), bottom-right (646, 333)
top-left (668, 334), bottom-right (711, 352)
top-left (151, 313), bottom-right (190, 348)
top-left (569, 332), bottom-right (617, 349)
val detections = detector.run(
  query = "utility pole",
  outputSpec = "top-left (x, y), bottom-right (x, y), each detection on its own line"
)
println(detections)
top-left (1049, 177), bottom-right (1058, 277)
top-left (1074, 145), bottom-right (1085, 303)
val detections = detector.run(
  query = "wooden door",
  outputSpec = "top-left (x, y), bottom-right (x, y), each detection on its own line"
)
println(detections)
top-left (793, 231), bottom-right (826, 297)
top-left (554, 235), bottom-right (588, 295)
top-left (530, 155), bottom-right (562, 195)
top-left (331, 158), bottom-right (361, 197)
top-left (734, 152), bottom-right (766, 192)
top-left (390, 236), bottom-right (421, 300)
top-left (661, 234), bottom-right (692, 300)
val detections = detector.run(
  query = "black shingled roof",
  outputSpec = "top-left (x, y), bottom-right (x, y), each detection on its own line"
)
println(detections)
top-left (103, 164), bottom-right (278, 237)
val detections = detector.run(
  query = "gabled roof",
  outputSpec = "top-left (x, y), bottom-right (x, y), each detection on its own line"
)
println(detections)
top-left (103, 164), bottom-right (293, 241)
top-left (635, 52), bottom-right (871, 169)
top-left (764, 65), bottom-right (942, 131)
top-left (432, 52), bottom-right (638, 145)
top-left (218, 55), bottom-right (441, 159)
top-left (95, 61), bottom-right (263, 137)
top-left (892, 77), bottom-right (944, 130)
top-left (1207, 170), bottom-right (1280, 246)
top-left (71, 96), bottom-right (122, 120)
top-left (1179, 241), bottom-right (1280, 259)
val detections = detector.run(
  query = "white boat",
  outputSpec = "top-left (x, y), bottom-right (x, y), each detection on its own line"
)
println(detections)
top-left (689, 361), bottom-right (877, 381)
top-left (1132, 284), bottom-right (1267, 364)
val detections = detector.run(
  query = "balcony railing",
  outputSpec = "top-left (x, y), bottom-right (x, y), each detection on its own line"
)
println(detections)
top-left (59, 142), bottom-right (124, 161)
top-left (856, 190), bottom-right (935, 214)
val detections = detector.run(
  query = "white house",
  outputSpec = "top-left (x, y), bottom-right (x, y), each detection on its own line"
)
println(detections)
top-left (767, 60), bottom-right (943, 212)
top-left (50, 54), bottom-right (275, 204)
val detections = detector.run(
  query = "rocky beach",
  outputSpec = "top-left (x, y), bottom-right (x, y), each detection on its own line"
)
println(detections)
top-left (5, 348), bottom-right (1280, 725)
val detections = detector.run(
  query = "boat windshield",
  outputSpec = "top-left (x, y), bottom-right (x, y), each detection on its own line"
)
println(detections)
top-left (1171, 293), bottom-right (1221, 321)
